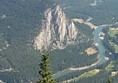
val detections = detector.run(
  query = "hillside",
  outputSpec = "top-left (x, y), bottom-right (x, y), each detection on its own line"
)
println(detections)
top-left (0, 0), bottom-right (118, 83)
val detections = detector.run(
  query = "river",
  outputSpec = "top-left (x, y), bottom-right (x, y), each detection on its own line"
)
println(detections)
top-left (54, 23), bottom-right (118, 78)
top-left (93, 26), bottom-right (108, 65)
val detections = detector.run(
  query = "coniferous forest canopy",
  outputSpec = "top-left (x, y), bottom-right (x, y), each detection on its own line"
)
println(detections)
top-left (0, 0), bottom-right (118, 83)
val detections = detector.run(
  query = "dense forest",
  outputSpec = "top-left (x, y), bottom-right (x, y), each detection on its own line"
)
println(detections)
top-left (0, 0), bottom-right (118, 83)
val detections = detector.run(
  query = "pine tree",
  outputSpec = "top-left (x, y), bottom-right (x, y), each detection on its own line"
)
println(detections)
top-left (106, 79), bottom-right (112, 83)
top-left (37, 53), bottom-right (56, 83)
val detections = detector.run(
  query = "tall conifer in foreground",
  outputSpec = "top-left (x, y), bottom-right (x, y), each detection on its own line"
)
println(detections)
top-left (37, 53), bottom-right (56, 83)
top-left (106, 79), bottom-right (112, 83)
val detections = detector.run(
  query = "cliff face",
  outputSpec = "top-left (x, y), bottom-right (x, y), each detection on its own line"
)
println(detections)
top-left (34, 5), bottom-right (82, 50)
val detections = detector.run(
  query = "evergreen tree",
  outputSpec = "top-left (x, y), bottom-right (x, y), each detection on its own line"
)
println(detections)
top-left (37, 53), bottom-right (56, 83)
top-left (106, 79), bottom-right (112, 83)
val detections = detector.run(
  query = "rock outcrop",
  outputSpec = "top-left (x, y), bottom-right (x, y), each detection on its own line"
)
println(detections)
top-left (34, 5), bottom-right (83, 50)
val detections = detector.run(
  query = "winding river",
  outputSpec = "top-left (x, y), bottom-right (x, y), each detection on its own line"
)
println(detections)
top-left (93, 25), bottom-right (108, 65)
top-left (54, 22), bottom-right (118, 78)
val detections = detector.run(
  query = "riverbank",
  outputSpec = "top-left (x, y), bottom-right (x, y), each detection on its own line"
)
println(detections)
top-left (54, 18), bottom-right (118, 80)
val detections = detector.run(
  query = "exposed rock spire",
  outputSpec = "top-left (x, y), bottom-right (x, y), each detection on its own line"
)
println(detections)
top-left (34, 5), bottom-right (79, 50)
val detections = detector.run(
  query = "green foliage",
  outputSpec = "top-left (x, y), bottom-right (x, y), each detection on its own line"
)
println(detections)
top-left (105, 62), bottom-right (114, 72)
top-left (1, 0), bottom-right (118, 82)
top-left (37, 53), bottom-right (56, 83)
top-left (108, 29), bottom-right (118, 37)
top-left (67, 69), bottom-right (100, 82)
top-left (106, 79), bottom-right (112, 83)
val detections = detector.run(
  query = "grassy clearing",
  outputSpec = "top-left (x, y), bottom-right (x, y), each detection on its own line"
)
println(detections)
top-left (66, 69), bottom-right (100, 82)
top-left (108, 28), bottom-right (118, 37)
top-left (109, 41), bottom-right (118, 53)
top-left (105, 62), bottom-right (114, 72)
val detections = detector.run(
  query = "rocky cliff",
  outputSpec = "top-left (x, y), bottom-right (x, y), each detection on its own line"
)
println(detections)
top-left (34, 5), bottom-right (84, 50)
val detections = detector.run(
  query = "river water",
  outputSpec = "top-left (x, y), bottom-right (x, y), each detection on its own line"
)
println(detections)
top-left (54, 24), bottom-right (112, 78)
top-left (93, 26), bottom-right (107, 65)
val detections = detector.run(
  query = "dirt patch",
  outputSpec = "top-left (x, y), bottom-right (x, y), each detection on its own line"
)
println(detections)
top-left (111, 71), bottom-right (118, 76)
top-left (85, 47), bottom-right (97, 55)
top-left (72, 18), bottom-right (97, 29)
